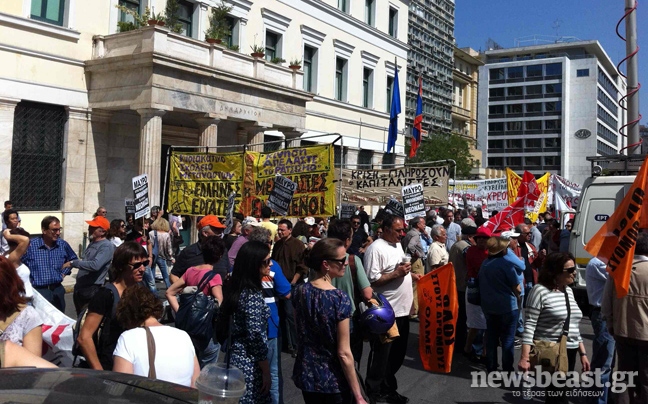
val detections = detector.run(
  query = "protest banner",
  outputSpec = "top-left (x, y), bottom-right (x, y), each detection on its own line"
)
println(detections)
top-left (132, 174), bottom-right (149, 220)
top-left (342, 166), bottom-right (449, 205)
top-left (402, 183), bottom-right (425, 221)
top-left (384, 198), bottom-right (405, 218)
top-left (168, 151), bottom-right (244, 216)
top-left (223, 192), bottom-right (236, 234)
top-left (585, 156), bottom-right (648, 297)
top-left (449, 178), bottom-right (508, 213)
top-left (340, 203), bottom-right (357, 219)
top-left (267, 174), bottom-right (298, 216)
top-left (552, 174), bottom-right (581, 210)
top-left (242, 145), bottom-right (336, 218)
top-left (125, 198), bottom-right (135, 219)
top-left (506, 169), bottom-right (551, 222)
top-left (418, 263), bottom-right (458, 373)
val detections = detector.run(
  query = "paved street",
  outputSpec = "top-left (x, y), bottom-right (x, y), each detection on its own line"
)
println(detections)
top-left (63, 281), bottom-right (594, 404)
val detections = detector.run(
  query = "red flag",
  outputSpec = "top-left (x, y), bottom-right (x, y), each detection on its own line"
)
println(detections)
top-left (517, 171), bottom-right (541, 213)
top-left (483, 195), bottom-right (527, 234)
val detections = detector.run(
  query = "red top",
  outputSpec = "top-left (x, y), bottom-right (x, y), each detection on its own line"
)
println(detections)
top-left (182, 267), bottom-right (223, 295)
top-left (466, 246), bottom-right (489, 279)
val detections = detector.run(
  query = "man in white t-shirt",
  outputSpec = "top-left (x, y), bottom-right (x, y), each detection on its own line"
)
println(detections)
top-left (363, 214), bottom-right (417, 404)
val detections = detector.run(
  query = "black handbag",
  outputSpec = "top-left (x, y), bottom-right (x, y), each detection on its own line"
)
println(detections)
top-left (175, 271), bottom-right (220, 342)
top-left (466, 277), bottom-right (480, 305)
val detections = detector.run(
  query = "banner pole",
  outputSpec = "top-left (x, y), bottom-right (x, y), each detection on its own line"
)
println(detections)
top-left (162, 147), bottom-right (171, 213)
top-left (338, 135), bottom-right (343, 219)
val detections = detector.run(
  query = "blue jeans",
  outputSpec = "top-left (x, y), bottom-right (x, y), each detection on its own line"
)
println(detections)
top-left (193, 337), bottom-right (220, 369)
top-left (484, 310), bottom-right (519, 372)
top-left (34, 284), bottom-right (66, 312)
top-left (268, 337), bottom-right (281, 404)
top-left (153, 256), bottom-right (171, 288)
top-left (589, 309), bottom-right (615, 404)
top-left (141, 266), bottom-right (157, 295)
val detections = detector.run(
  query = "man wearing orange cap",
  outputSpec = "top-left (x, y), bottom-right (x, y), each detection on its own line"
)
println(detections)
top-left (169, 215), bottom-right (229, 283)
top-left (66, 216), bottom-right (116, 315)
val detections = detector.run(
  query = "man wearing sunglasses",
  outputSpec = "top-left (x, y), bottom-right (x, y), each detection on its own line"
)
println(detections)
top-left (67, 216), bottom-right (116, 315)
top-left (23, 216), bottom-right (78, 312)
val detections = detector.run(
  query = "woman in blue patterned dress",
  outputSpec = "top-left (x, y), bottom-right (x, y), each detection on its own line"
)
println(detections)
top-left (292, 238), bottom-right (369, 404)
top-left (219, 241), bottom-right (272, 404)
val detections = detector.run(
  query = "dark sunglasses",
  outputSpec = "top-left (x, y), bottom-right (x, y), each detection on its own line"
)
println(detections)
top-left (262, 258), bottom-right (272, 267)
top-left (129, 260), bottom-right (150, 270)
top-left (563, 266), bottom-right (576, 274)
top-left (327, 257), bottom-right (347, 265)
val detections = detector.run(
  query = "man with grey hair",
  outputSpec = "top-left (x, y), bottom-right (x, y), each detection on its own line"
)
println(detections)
top-left (227, 216), bottom-right (261, 268)
top-left (402, 216), bottom-right (426, 319)
top-left (247, 226), bottom-right (290, 404)
top-left (426, 224), bottom-right (449, 273)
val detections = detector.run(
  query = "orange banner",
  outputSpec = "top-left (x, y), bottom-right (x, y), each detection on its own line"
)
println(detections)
top-left (417, 263), bottom-right (458, 373)
top-left (585, 155), bottom-right (648, 297)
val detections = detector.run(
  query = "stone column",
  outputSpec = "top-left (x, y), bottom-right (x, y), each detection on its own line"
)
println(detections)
top-left (0, 98), bottom-right (19, 204)
top-left (245, 125), bottom-right (270, 152)
top-left (137, 109), bottom-right (166, 209)
top-left (236, 128), bottom-right (248, 151)
top-left (283, 130), bottom-right (304, 148)
top-left (195, 116), bottom-right (221, 149)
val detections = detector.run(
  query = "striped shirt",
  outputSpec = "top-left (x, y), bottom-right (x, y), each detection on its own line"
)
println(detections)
top-left (523, 284), bottom-right (583, 349)
top-left (262, 260), bottom-right (291, 339)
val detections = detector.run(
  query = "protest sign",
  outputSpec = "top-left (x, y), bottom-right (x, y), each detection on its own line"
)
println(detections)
top-left (418, 263), bottom-right (458, 373)
top-left (132, 174), bottom-right (149, 220)
top-left (242, 145), bottom-right (336, 218)
top-left (449, 178), bottom-right (508, 213)
top-left (384, 198), bottom-right (404, 218)
top-left (342, 166), bottom-right (449, 205)
top-left (585, 155), bottom-right (648, 297)
top-left (223, 192), bottom-right (236, 234)
top-left (125, 198), bottom-right (135, 219)
top-left (340, 203), bottom-right (357, 219)
top-left (168, 151), bottom-right (244, 216)
top-left (402, 183), bottom-right (425, 221)
top-left (552, 174), bottom-right (581, 210)
top-left (267, 175), bottom-right (298, 216)
top-left (506, 169), bottom-right (551, 222)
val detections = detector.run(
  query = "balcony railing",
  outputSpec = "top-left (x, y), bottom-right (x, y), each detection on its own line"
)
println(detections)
top-left (451, 104), bottom-right (470, 118)
top-left (92, 25), bottom-right (303, 91)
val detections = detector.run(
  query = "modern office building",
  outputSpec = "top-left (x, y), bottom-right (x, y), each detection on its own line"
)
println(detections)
top-left (0, 0), bottom-right (409, 250)
top-left (406, 0), bottom-right (455, 136)
top-left (477, 40), bottom-right (627, 184)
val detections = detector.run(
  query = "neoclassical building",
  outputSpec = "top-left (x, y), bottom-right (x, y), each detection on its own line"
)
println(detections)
top-left (0, 0), bottom-right (408, 250)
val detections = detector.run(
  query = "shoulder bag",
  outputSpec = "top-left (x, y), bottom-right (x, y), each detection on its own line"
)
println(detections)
top-left (144, 326), bottom-right (157, 379)
top-left (175, 271), bottom-right (220, 342)
top-left (528, 289), bottom-right (570, 374)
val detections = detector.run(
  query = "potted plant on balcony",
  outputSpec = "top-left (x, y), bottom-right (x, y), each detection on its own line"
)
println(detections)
top-left (147, 9), bottom-right (166, 27)
top-left (250, 44), bottom-right (265, 58)
top-left (164, 0), bottom-right (184, 33)
top-left (205, 2), bottom-right (233, 44)
top-left (270, 57), bottom-right (286, 65)
top-left (115, 4), bottom-right (149, 31)
top-left (289, 58), bottom-right (302, 70)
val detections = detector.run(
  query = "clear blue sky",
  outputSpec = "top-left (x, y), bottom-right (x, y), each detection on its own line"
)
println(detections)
top-left (455, 0), bottom-right (648, 125)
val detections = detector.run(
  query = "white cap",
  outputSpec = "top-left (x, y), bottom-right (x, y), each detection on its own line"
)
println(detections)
top-left (304, 217), bottom-right (316, 226)
top-left (242, 216), bottom-right (261, 227)
top-left (499, 230), bottom-right (520, 240)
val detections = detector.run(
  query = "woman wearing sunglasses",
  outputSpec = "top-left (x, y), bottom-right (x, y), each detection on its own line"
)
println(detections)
top-left (77, 241), bottom-right (148, 371)
top-left (292, 238), bottom-right (368, 404)
top-left (216, 240), bottom-right (272, 404)
top-left (518, 252), bottom-right (590, 404)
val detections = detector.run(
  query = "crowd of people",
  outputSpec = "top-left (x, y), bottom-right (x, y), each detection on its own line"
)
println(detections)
top-left (0, 198), bottom-right (645, 404)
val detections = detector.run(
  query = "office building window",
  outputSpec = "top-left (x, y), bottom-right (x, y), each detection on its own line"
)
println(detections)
top-left (526, 103), bottom-right (542, 113)
top-left (544, 156), bottom-right (560, 166)
top-left (545, 120), bottom-right (561, 130)
top-left (10, 101), bottom-right (66, 210)
top-left (506, 139), bottom-right (522, 149)
top-left (526, 85), bottom-right (542, 95)
top-left (489, 88), bottom-right (504, 97)
top-left (545, 63), bottom-right (562, 76)
top-left (388, 7), bottom-right (398, 37)
top-left (386, 75), bottom-right (394, 112)
top-left (224, 16), bottom-right (238, 48)
top-left (363, 68), bottom-right (373, 108)
top-left (118, 0), bottom-right (140, 25)
top-left (303, 46), bottom-right (315, 93)
top-left (488, 139), bottom-right (504, 149)
top-left (490, 68), bottom-right (505, 80)
top-left (526, 121), bottom-right (542, 130)
top-left (545, 101), bottom-right (562, 112)
top-left (508, 66), bottom-right (523, 79)
top-left (526, 156), bottom-right (541, 166)
top-left (489, 122), bottom-right (504, 131)
top-left (358, 150), bottom-right (373, 169)
top-left (338, 0), bottom-right (349, 13)
top-left (508, 156), bottom-right (522, 166)
top-left (488, 157), bottom-right (504, 167)
top-left (365, 0), bottom-right (375, 26)
top-left (597, 140), bottom-right (616, 156)
top-left (527, 64), bottom-right (543, 77)
top-left (577, 69), bottom-right (590, 77)
top-left (31, 0), bottom-right (65, 26)
top-left (525, 138), bottom-right (542, 148)
top-left (507, 121), bottom-right (522, 131)
top-left (507, 104), bottom-right (522, 114)
top-left (489, 105), bottom-right (504, 115)
top-left (336, 58), bottom-right (348, 102)
top-left (507, 87), bottom-right (523, 97)
top-left (265, 31), bottom-right (280, 61)
top-left (545, 83), bottom-right (562, 94)
top-left (545, 138), bottom-right (561, 148)
top-left (178, 0), bottom-right (194, 37)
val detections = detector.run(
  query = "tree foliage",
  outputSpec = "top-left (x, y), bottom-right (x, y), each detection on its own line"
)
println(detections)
top-left (164, 0), bottom-right (184, 33)
top-left (406, 133), bottom-right (477, 178)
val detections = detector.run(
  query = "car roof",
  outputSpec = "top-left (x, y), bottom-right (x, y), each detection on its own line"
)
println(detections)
top-left (0, 368), bottom-right (198, 403)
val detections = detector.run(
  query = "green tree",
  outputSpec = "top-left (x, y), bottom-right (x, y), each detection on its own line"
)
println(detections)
top-left (406, 133), bottom-right (476, 178)
top-left (164, 0), bottom-right (183, 33)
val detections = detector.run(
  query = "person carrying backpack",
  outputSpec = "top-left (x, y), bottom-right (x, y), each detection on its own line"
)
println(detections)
top-left (76, 241), bottom-right (148, 370)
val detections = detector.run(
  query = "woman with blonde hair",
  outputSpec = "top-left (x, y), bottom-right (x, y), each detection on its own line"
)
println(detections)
top-left (150, 218), bottom-right (173, 288)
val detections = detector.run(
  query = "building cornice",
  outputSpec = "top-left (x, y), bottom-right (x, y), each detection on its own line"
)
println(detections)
top-left (0, 12), bottom-right (80, 41)
top-left (361, 51), bottom-right (380, 69)
top-left (225, 0), bottom-right (252, 19)
top-left (301, 25), bottom-right (326, 48)
top-left (261, 8), bottom-right (291, 34)
top-left (334, 39), bottom-right (355, 59)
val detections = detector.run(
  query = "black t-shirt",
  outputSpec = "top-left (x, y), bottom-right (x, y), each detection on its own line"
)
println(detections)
top-left (87, 287), bottom-right (123, 371)
top-left (347, 228), bottom-right (368, 256)
top-left (519, 243), bottom-right (534, 285)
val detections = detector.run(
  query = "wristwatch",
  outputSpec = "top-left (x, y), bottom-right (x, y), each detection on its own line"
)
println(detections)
top-left (579, 352), bottom-right (587, 357)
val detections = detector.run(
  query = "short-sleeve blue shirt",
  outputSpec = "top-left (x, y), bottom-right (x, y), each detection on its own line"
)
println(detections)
top-left (478, 249), bottom-right (525, 315)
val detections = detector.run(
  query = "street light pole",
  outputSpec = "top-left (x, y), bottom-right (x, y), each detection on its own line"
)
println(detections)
top-left (625, 0), bottom-right (640, 154)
